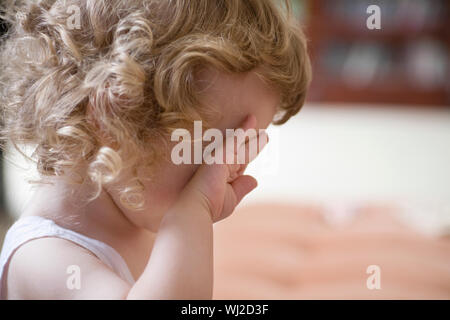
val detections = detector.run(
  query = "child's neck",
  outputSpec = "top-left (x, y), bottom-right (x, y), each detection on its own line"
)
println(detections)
top-left (22, 175), bottom-right (155, 281)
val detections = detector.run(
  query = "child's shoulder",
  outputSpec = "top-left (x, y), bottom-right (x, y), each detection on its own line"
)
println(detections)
top-left (5, 233), bottom-right (129, 299)
top-left (6, 236), bottom-right (93, 299)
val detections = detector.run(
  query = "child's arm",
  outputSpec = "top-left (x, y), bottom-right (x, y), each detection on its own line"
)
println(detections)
top-left (127, 114), bottom-right (267, 299)
top-left (6, 115), bottom-right (267, 299)
top-left (126, 191), bottom-right (215, 299)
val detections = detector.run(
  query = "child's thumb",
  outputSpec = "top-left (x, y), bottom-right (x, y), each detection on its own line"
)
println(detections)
top-left (231, 175), bottom-right (258, 205)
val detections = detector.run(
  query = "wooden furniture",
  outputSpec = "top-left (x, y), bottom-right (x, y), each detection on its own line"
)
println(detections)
top-left (299, 0), bottom-right (450, 107)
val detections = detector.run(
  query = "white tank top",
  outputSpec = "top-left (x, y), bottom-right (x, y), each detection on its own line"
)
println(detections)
top-left (0, 215), bottom-right (135, 298)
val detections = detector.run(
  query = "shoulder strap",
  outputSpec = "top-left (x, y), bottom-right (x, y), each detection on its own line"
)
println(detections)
top-left (0, 216), bottom-right (135, 298)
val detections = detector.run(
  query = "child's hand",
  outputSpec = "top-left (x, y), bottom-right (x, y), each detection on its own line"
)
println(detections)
top-left (180, 115), bottom-right (268, 222)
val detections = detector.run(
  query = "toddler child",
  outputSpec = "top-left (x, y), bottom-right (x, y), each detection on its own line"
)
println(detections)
top-left (0, 0), bottom-right (311, 299)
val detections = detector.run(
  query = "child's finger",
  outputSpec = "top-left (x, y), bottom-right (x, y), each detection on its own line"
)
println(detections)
top-left (221, 114), bottom-right (257, 165)
top-left (231, 174), bottom-right (258, 205)
top-left (236, 163), bottom-right (248, 176)
top-left (240, 114), bottom-right (257, 131)
top-left (226, 163), bottom-right (241, 183)
top-left (236, 129), bottom-right (269, 164)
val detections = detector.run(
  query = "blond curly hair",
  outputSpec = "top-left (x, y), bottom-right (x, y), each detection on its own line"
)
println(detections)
top-left (0, 0), bottom-right (311, 211)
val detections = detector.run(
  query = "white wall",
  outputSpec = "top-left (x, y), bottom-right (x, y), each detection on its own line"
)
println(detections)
top-left (246, 103), bottom-right (450, 203)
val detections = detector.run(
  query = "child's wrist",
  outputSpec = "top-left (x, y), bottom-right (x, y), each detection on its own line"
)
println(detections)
top-left (167, 191), bottom-right (214, 223)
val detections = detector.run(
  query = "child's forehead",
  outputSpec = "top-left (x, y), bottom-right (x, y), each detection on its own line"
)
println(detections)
top-left (196, 67), bottom-right (280, 130)
top-left (197, 67), bottom-right (278, 102)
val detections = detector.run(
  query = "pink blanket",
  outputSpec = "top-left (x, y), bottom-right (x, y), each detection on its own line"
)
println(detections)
top-left (213, 203), bottom-right (450, 299)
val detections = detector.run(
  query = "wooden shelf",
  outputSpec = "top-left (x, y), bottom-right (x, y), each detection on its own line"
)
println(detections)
top-left (309, 82), bottom-right (449, 107)
top-left (303, 0), bottom-right (450, 107)
top-left (309, 20), bottom-right (450, 43)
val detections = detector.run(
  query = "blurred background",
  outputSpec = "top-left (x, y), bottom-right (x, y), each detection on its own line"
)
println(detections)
top-left (242, 0), bottom-right (450, 232)
top-left (0, 0), bottom-right (449, 299)
top-left (300, 0), bottom-right (449, 106)
top-left (213, 0), bottom-right (450, 299)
